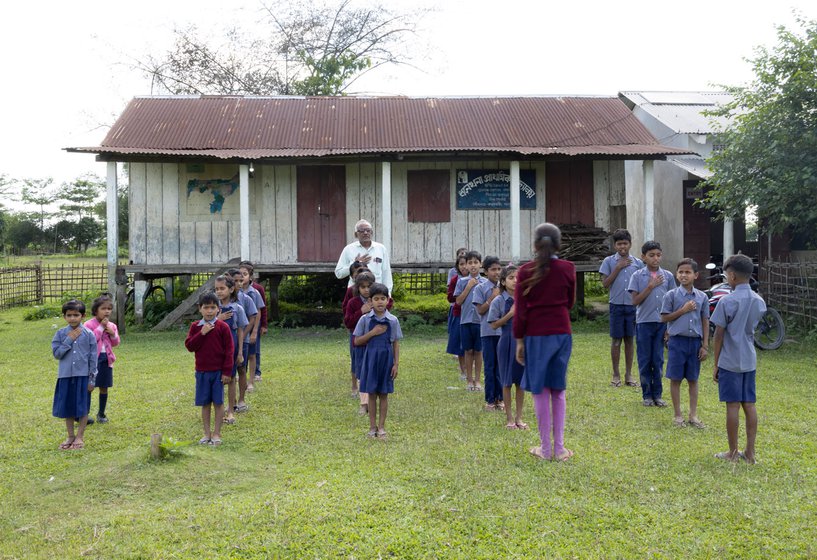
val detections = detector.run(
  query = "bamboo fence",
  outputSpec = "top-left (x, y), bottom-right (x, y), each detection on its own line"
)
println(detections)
top-left (760, 260), bottom-right (817, 328)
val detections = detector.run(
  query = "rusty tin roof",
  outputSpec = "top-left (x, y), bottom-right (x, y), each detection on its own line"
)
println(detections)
top-left (67, 95), bottom-right (693, 160)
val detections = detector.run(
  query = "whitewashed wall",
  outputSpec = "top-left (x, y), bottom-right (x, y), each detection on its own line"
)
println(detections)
top-left (129, 159), bottom-right (624, 266)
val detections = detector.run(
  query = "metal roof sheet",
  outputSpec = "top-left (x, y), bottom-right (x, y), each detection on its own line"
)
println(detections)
top-left (666, 156), bottom-right (712, 179)
top-left (67, 95), bottom-right (693, 159)
top-left (619, 91), bottom-right (733, 134)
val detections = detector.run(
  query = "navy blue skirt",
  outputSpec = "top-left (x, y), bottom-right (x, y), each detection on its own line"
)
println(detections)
top-left (497, 331), bottom-right (523, 387)
top-left (359, 333), bottom-right (395, 394)
top-left (53, 376), bottom-right (90, 418)
top-left (521, 334), bottom-right (572, 393)
top-left (95, 354), bottom-right (113, 388)
top-left (446, 314), bottom-right (464, 356)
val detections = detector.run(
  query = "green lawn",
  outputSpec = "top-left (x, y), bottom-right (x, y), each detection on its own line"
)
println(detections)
top-left (1, 310), bottom-right (815, 558)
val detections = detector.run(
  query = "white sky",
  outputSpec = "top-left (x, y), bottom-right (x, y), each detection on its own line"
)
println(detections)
top-left (0, 0), bottom-right (815, 195)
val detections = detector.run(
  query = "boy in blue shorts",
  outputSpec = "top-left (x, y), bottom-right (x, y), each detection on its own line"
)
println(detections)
top-left (455, 250), bottom-right (487, 392)
top-left (661, 258), bottom-right (709, 427)
top-left (185, 292), bottom-right (234, 446)
top-left (711, 254), bottom-right (766, 464)
top-left (599, 229), bottom-right (643, 387)
top-left (628, 240), bottom-right (676, 406)
top-left (472, 255), bottom-right (503, 410)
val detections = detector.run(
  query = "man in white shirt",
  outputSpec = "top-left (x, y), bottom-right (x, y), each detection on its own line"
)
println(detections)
top-left (335, 219), bottom-right (393, 293)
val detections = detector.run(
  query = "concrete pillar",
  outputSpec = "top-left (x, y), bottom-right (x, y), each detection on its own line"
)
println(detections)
top-left (239, 164), bottom-right (250, 260)
top-left (723, 218), bottom-right (734, 262)
top-left (381, 162), bottom-right (392, 253)
top-left (510, 161), bottom-right (521, 261)
top-left (643, 160), bottom-right (655, 241)
top-left (106, 162), bottom-right (118, 297)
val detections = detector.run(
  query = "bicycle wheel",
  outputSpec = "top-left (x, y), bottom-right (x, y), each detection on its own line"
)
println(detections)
top-left (754, 307), bottom-right (785, 350)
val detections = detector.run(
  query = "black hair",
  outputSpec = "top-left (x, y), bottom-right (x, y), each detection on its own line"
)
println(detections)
top-left (368, 282), bottom-right (390, 299)
top-left (239, 261), bottom-right (255, 275)
top-left (62, 299), bottom-right (86, 315)
top-left (214, 274), bottom-right (237, 302)
top-left (454, 254), bottom-right (468, 274)
top-left (676, 258), bottom-right (699, 272)
top-left (198, 291), bottom-right (220, 307)
top-left (612, 229), bottom-right (632, 243)
top-left (641, 240), bottom-right (662, 254)
top-left (724, 254), bottom-right (754, 277)
top-left (349, 261), bottom-right (368, 278)
top-left (91, 294), bottom-right (113, 315)
top-left (353, 271), bottom-right (376, 296)
top-left (465, 250), bottom-right (482, 263)
top-left (455, 247), bottom-right (467, 259)
top-left (227, 267), bottom-right (241, 277)
top-left (483, 256), bottom-right (501, 270)
top-left (520, 222), bottom-right (562, 296)
top-left (499, 264), bottom-right (518, 293)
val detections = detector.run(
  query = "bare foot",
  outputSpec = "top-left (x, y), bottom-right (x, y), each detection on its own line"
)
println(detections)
top-left (59, 436), bottom-right (75, 450)
top-left (741, 452), bottom-right (756, 465)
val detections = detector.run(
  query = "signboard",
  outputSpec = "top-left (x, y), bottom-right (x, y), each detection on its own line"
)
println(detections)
top-left (455, 169), bottom-right (537, 210)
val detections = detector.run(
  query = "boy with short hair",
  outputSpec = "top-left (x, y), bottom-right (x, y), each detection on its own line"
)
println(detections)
top-left (661, 258), bottom-right (709, 427)
top-left (599, 229), bottom-right (644, 387)
top-left (455, 250), bottom-right (487, 391)
top-left (185, 292), bottom-right (234, 445)
top-left (628, 240), bottom-right (676, 406)
top-left (472, 256), bottom-right (504, 410)
top-left (711, 254), bottom-right (766, 464)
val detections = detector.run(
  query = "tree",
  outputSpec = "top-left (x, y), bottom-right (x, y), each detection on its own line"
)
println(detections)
top-left (137, 0), bottom-right (422, 96)
top-left (4, 213), bottom-right (44, 252)
top-left (58, 175), bottom-right (104, 222)
top-left (93, 184), bottom-right (129, 248)
top-left (19, 178), bottom-right (56, 232)
top-left (704, 16), bottom-right (817, 236)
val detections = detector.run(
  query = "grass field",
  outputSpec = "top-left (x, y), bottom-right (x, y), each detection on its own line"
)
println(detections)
top-left (1, 310), bottom-right (815, 559)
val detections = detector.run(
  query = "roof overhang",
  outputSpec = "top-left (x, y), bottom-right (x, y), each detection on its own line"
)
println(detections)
top-left (666, 156), bottom-right (712, 179)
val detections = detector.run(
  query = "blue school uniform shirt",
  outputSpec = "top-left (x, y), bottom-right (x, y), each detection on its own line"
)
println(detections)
top-left (454, 275), bottom-right (487, 324)
top-left (599, 253), bottom-right (644, 305)
top-left (472, 280), bottom-right (501, 337)
top-left (242, 285), bottom-right (266, 313)
top-left (220, 301), bottom-right (249, 333)
top-left (353, 310), bottom-right (404, 342)
top-left (236, 290), bottom-right (258, 319)
top-left (627, 267), bottom-right (676, 323)
top-left (487, 291), bottom-right (511, 331)
top-left (52, 325), bottom-right (98, 384)
top-left (710, 284), bottom-right (766, 372)
top-left (661, 286), bottom-right (709, 338)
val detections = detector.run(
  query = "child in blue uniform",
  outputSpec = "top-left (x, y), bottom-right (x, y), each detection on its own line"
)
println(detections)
top-left (345, 272), bottom-right (376, 415)
top-left (215, 274), bottom-right (248, 425)
top-left (454, 251), bottom-right (487, 391)
top-left (660, 258), bottom-right (709, 428)
top-left (354, 283), bottom-right (403, 438)
top-left (711, 254), bottom-right (766, 464)
top-left (52, 300), bottom-right (97, 450)
top-left (599, 229), bottom-right (643, 387)
top-left (473, 255), bottom-right (503, 410)
top-left (489, 264), bottom-right (527, 430)
top-left (446, 254), bottom-right (468, 379)
top-left (628, 241), bottom-right (676, 406)
top-left (239, 262), bottom-right (265, 393)
top-left (229, 268), bottom-right (257, 412)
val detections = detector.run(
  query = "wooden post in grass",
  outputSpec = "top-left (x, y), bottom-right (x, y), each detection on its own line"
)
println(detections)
top-left (150, 433), bottom-right (162, 459)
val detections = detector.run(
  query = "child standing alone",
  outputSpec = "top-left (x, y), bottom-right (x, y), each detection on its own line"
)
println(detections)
top-left (52, 300), bottom-right (97, 450)
top-left (185, 292), bottom-right (234, 445)
top-left (660, 258), bottom-right (709, 428)
top-left (514, 224), bottom-right (576, 462)
top-left (711, 254), bottom-right (766, 464)
top-left (83, 295), bottom-right (120, 424)
top-left (628, 241), bottom-right (676, 406)
top-left (354, 282), bottom-right (403, 438)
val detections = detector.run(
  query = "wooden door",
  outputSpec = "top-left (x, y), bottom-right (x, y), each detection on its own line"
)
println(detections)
top-left (545, 161), bottom-right (595, 225)
top-left (682, 180), bottom-right (711, 288)
top-left (297, 166), bottom-right (347, 262)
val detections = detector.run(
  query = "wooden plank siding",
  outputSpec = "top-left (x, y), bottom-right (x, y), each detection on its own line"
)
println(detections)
top-left (128, 159), bottom-right (619, 267)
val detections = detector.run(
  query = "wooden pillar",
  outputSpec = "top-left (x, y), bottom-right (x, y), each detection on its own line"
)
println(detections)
top-left (576, 271), bottom-right (585, 310)
top-left (510, 161), bottom-right (521, 261)
top-left (266, 274), bottom-right (283, 322)
top-left (643, 160), bottom-right (655, 242)
top-left (381, 161), bottom-right (392, 254)
top-left (239, 164), bottom-right (250, 260)
top-left (115, 267), bottom-right (127, 334)
top-left (164, 277), bottom-right (174, 303)
top-left (723, 218), bottom-right (734, 262)
top-left (106, 162), bottom-right (118, 297)
top-left (134, 274), bottom-right (148, 324)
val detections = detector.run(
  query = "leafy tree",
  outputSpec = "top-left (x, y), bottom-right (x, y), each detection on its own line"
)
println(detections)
top-left (4, 213), bottom-right (44, 252)
top-left (137, 0), bottom-right (422, 96)
top-left (0, 174), bottom-right (17, 210)
top-left (704, 16), bottom-right (817, 236)
top-left (58, 176), bottom-right (104, 222)
top-left (19, 178), bottom-right (56, 232)
top-left (93, 185), bottom-right (129, 247)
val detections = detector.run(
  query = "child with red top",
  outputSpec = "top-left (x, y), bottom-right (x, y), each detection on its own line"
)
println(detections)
top-left (185, 292), bottom-right (234, 445)
top-left (446, 254), bottom-right (468, 379)
top-left (342, 262), bottom-right (370, 397)
top-left (514, 223), bottom-right (576, 462)
top-left (345, 271), bottom-right (376, 414)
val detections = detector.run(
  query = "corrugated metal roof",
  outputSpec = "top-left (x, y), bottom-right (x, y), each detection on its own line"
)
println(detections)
top-left (666, 156), bottom-right (712, 179)
top-left (619, 91), bottom-right (733, 135)
top-left (67, 95), bottom-right (693, 159)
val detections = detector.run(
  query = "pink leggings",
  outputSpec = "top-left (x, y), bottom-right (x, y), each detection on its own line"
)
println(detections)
top-left (532, 389), bottom-right (566, 459)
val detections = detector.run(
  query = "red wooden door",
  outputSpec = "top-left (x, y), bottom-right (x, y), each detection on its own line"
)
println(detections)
top-left (545, 161), bottom-right (595, 225)
top-left (297, 166), bottom-right (347, 262)
top-left (682, 180), bottom-right (712, 288)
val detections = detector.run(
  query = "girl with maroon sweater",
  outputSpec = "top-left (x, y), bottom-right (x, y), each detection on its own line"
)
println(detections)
top-left (342, 262), bottom-right (370, 397)
top-left (514, 223), bottom-right (576, 462)
top-left (446, 255), bottom-right (468, 379)
top-left (345, 272), bottom-right (376, 414)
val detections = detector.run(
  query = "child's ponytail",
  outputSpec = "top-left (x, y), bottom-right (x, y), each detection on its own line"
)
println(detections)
top-left (520, 222), bottom-right (562, 296)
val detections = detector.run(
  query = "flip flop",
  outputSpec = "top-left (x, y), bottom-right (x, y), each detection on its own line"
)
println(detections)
top-left (673, 418), bottom-right (686, 427)
top-left (625, 380), bottom-right (639, 387)
top-left (610, 379), bottom-right (622, 387)
top-left (198, 437), bottom-right (211, 445)
top-left (235, 404), bottom-right (249, 413)
top-left (69, 440), bottom-right (85, 450)
top-left (377, 429), bottom-right (387, 438)
top-left (209, 437), bottom-right (222, 446)
top-left (59, 437), bottom-right (75, 450)
top-left (223, 417), bottom-right (236, 425)
top-left (366, 429), bottom-right (377, 438)
top-left (529, 446), bottom-right (551, 461)
top-left (555, 449), bottom-right (574, 462)
top-left (688, 419), bottom-right (705, 429)
top-left (515, 422), bottom-right (529, 430)
top-left (714, 451), bottom-right (740, 462)
top-left (505, 422), bottom-right (518, 430)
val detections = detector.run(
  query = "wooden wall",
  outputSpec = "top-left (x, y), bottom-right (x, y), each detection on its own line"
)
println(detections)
top-left (129, 159), bottom-right (623, 266)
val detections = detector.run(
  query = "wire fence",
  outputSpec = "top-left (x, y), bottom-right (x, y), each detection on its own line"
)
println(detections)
top-left (761, 259), bottom-right (817, 328)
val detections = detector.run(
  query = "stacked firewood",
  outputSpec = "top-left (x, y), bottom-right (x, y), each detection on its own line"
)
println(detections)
top-left (558, 224), bottom-right (610, 262)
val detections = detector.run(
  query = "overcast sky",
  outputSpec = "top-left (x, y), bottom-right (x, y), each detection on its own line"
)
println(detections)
top-left (1, 0), bottom-right (815, 193)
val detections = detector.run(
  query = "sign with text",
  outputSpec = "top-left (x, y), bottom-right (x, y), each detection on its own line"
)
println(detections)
top-left (455, 169), bottom-right (537, 210)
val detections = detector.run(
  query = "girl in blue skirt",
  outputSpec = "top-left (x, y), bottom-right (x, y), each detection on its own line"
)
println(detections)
top-left (446, 254), bottom-right (468, 379)
top-left (513, 223), bottom-right (576, 462)
top-left (489, 264), bottom-right (527, 430)
top-left (354, 283), bottom-right (403, 438)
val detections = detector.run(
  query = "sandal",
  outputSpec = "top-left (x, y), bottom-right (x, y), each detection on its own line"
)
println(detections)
top-left (515, 421), bottom-right (529, 430)
top-left (529, 446), bottom-right (551, 461)
top-left (235, 403), bottom-right (249, 413)
top-left (688, 418), bottom-right (705, 429)
top-left (714, 451), bottom-right (740, 462)
top-left (223, 416), bottom-right (236, 425)
top-left (495, 402), bottom-right (505, 411)
top-left (59, 437), bottom-right (76, 450)
top-left (198, 437), bottom-right (211, 445)
top-left (69, 439), bottom-right (85, 450)
top-left (484, 403), bottom-right (496, 411)
top-left (625, 380), bottom-right (639, 387)
top-left (209, 437), bottom-right (222, 446)
top-left (505, 422), bottom-right (518, 430)
top-left (555, 449), bottom-right (574, 462)
top-left (366, 429), bottom-right (377, 438)
top-left (673, 418), bottom-right (686, 427)
top-left (610, 379), bottom-right (622, 387)
top-left (377, 429), bottom-right (387, 438)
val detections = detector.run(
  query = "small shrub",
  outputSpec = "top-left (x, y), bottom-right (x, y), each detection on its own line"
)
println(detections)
top-left (23, 305), bottom-right (62, 321)
top-left (149, 435), bottom-right (191, 461)
top-left (279, 273), bottom-right (346, 307)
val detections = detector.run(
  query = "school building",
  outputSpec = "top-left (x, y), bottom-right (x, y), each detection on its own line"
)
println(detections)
top-left (67, 95), bottom-right (692, 326)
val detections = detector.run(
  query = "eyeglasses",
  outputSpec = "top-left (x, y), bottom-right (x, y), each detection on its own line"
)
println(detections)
top-left (356, 228), bottom-right (372, 234)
